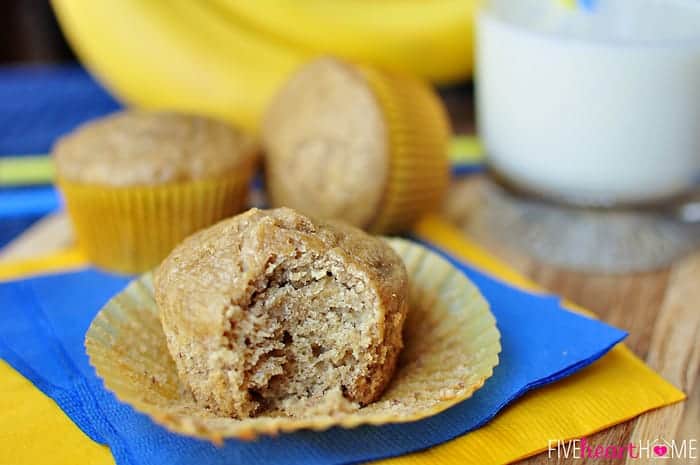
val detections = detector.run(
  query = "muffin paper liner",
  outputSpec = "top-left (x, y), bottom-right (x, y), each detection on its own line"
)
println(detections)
top-left (58, 161), bottom-right (254, 274)
top-left (359, 67), bottom-right (451, 234)
top-left (85, 238), bottom-right (500, 442)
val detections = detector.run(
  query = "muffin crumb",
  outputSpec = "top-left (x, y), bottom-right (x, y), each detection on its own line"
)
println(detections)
top-left (155, 207), bottom-right (408, 418)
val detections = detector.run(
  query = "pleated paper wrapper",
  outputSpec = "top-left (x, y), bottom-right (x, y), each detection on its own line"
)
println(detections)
top-left (360, 66), bottom-right (451, 234)
top-left (59, 159), bottom-right (255, 275)
top-left (85, 238), bottom-right (501, 442)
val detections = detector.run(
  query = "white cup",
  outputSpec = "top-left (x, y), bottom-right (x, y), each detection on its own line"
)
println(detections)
top-left (476, 0), bottom-right (700, 206)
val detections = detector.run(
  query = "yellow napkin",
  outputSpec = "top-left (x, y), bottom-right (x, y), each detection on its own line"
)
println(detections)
top-left (0, 215), bottom-right (684, 465)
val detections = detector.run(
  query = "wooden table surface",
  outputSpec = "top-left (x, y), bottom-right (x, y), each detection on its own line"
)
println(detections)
top-left (446, 177), bottom-right (699, 465)
top-left (1, 89), bottom-right (697, 464)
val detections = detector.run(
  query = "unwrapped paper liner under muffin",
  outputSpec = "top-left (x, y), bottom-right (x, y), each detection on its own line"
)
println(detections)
top-left (59, 160), bottom-right (254, 274)
top-left (85, 238), bottom-right (500, 442)
top-left (359, 66), bottom-right (451, 234)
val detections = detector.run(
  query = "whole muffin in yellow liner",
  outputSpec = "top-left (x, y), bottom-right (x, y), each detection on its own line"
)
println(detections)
top-left (53, 111), bottom-right (258, 274)
top-left (85, 237), bottom-right (500, 442)
top-left (262, 57), bottom-right (451, 234)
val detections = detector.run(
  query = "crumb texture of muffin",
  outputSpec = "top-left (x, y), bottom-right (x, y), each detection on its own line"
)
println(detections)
top-left (155, 207), bottom-right (408, 418)
top-left (54, 110), bottom-right (256, 186)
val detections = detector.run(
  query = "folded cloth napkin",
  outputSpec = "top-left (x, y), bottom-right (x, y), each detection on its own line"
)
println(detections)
top-left (0, 217), bottom-right (684, 465)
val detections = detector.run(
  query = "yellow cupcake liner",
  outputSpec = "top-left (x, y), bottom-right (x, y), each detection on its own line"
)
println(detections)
top-left (85, 238), bottom-right (500, 442)
top-left (358, 66), bottom-right (451, 234)
top-left (59, 162), bottom-right (255, 274)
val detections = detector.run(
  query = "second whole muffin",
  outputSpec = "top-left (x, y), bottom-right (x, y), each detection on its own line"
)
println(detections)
top-left (263, 57), bottom-right (451, 234)
top-left (53, 110), bottom-right (258, 273)
top-left (155, 207), bottom-right (409, 418)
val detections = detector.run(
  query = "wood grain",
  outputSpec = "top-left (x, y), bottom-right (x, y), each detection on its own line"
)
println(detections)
top-left (446, 177), bottom-right (699, 465)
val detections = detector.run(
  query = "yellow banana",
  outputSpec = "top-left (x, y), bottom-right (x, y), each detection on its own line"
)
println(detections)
top-left (51, 0), bottom-right (307, 132)
top-left (211, 0), bottom-right (477, 84)
top-left (52, 0), bottom-right (476, 131)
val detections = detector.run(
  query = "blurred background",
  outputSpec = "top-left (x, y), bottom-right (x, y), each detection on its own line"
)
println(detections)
top-left (0, 2), bottom-right (73, 247)
top-left (0, 1), bottom-right (476, 250)
top-left (1, 0), bottom-right (698, 273)
top-left (0, 2), bottom-right (475, 127)
top-left (0, 2), bottom-right (74, 63)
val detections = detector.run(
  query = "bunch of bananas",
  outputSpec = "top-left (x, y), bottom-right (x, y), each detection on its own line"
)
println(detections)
top-left (51, 0), bottom-right (477, 132)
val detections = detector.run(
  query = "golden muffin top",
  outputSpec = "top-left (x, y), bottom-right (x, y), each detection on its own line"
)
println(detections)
top-left (263, 58), bottom-right (389, 229)
top-left (53, 110), bottom-right (257, 186)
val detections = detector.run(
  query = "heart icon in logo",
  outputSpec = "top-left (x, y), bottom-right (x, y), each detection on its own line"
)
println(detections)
top-left (653, 445), bottom-right (668, 457)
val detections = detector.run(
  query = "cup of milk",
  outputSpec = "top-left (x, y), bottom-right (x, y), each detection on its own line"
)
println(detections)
top-left (476, 0), bottom-right (700, 206)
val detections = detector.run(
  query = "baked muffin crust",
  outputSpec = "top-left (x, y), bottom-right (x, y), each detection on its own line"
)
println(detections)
top-left (263, 58), bottom-right (388, 228)
top-left (53, 111), bottom-right (256, 186)
top-left (155, 207), bottom-right (408, 418)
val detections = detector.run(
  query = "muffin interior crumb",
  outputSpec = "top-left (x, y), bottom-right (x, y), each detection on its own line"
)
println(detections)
top-left (225, 248), bottom-right (378, 417)
top-left (157, 208), bottom-right (407, 420)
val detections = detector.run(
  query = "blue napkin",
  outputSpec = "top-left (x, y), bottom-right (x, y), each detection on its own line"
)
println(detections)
top-left (0, 65), bottom-right (120, 155)
top-left (0, 247), bottom-right (626, 465)
top-left (0, 65), bottom-right (120, 245)
top-left (0, 186), bottom-right (60, 218)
